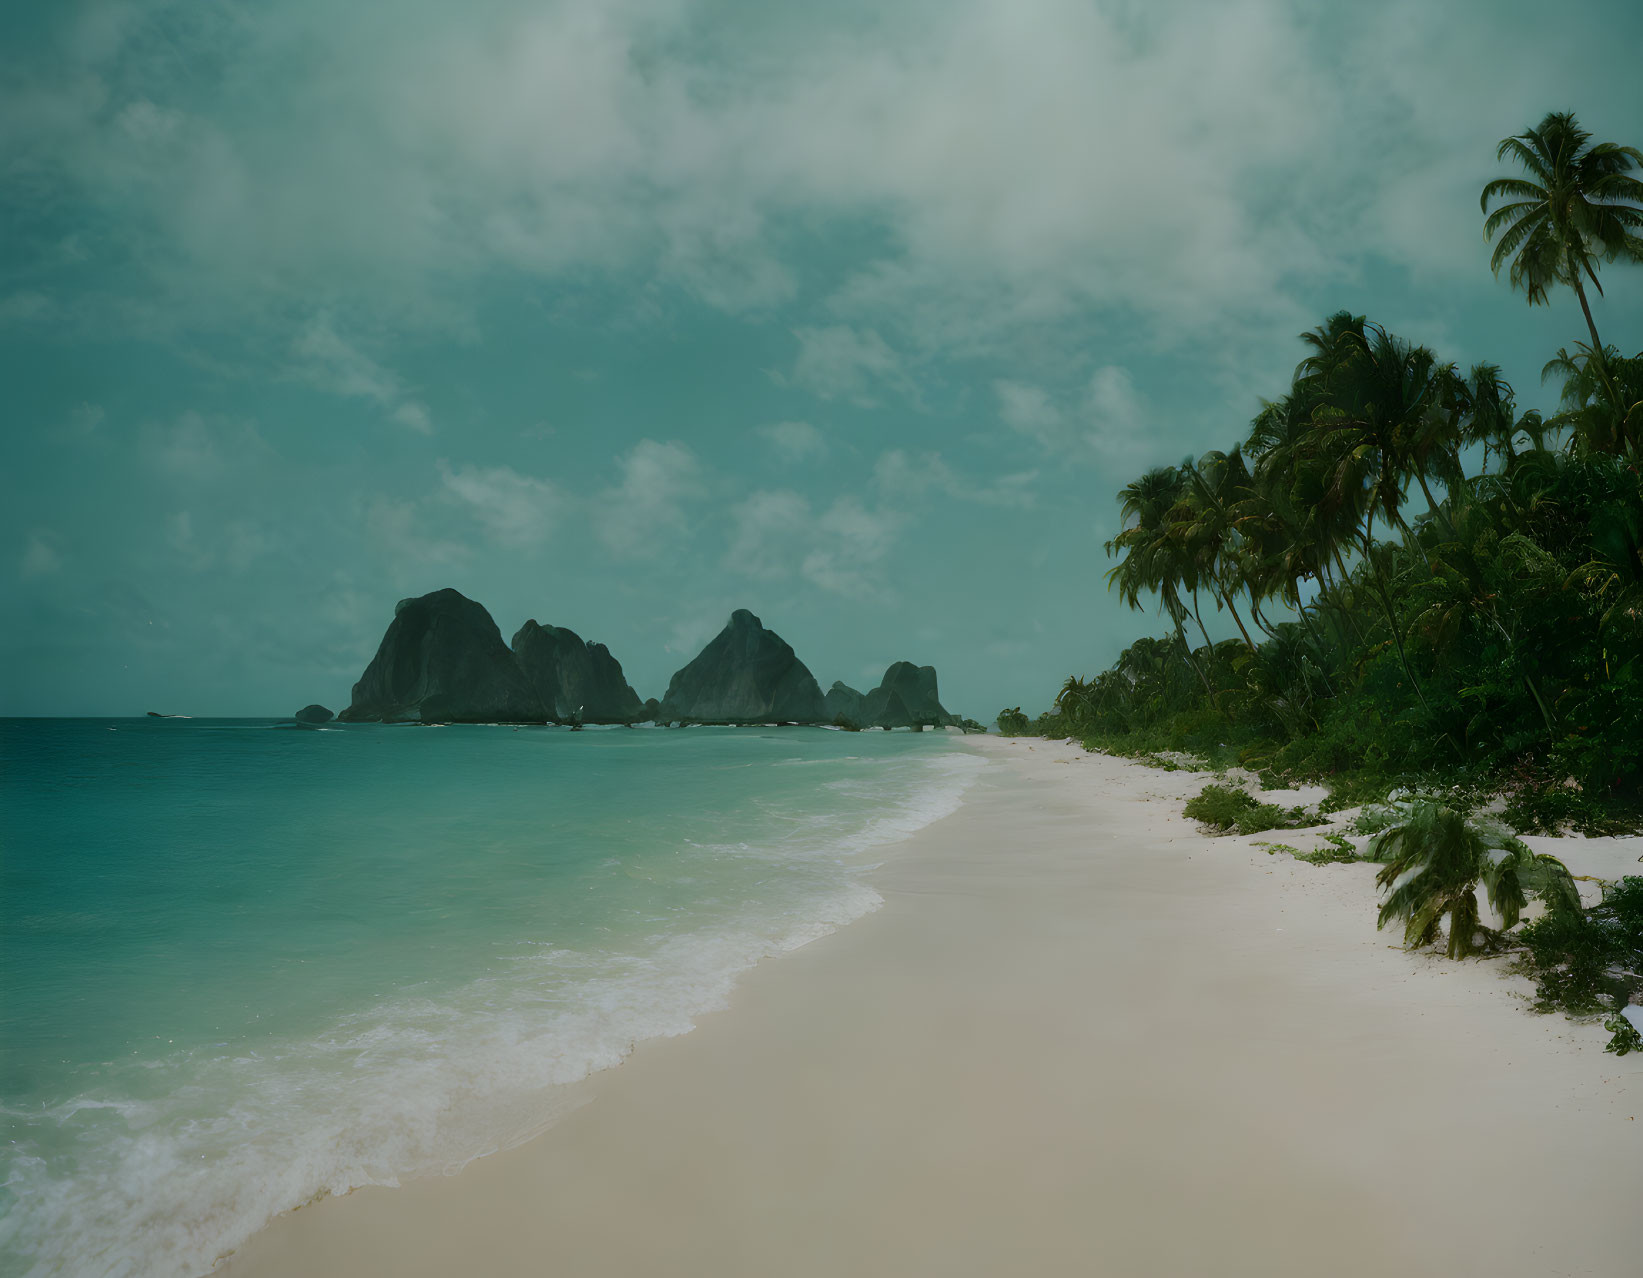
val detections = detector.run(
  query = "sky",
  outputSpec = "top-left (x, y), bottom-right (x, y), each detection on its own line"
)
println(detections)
top-left (3, 0), bottom-right (1641, 719)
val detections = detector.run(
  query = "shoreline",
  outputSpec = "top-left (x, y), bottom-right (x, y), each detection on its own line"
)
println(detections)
top-left (222, 737), bottom-right (1639, 1277)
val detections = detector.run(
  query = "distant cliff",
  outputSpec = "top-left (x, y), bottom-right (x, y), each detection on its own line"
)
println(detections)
top-left (338, 589), bottom-right (548, 723)
top-left (659, 609), bottom-right (827, 724)
top-left (328, 594), bottom-right (962, 730)
top-left (825, 681), bottom-right (867, 723)
top-left (512, 621), bottom-right (645, 724)
top-left (861, 661), bottom-right (956, 728)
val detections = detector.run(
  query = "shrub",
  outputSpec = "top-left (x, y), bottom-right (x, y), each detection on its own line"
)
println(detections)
top-left (1517, 906), bottom-right (1621, 1014)
top-left (1184, 783), bottom-right (1259, 830)
top-left (1605, 1012), bottom-right (1642, 1055)
top-left (1352, 805), bottom-right (1399, 836)
top-left (1518, 876), bottom-right (1643, 1011)
top-left (1184, 783), bottom-right (1309, 835)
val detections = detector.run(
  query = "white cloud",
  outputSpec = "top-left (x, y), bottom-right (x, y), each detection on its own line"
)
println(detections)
top-left (437, 461), bottom-right (562, 548)
top-left (595, 439), bottom-right (705, 558)
top-left (994, 380), bottom-right (1065, 449)
top-left (786, 325), bottom-right (908, 404)
top-left (1084, 365), bottom-right (1152, 467)
top-left (985, 365), bottom-right (1152, 470)
top-left (20, 529), bottom-right (62, 577)
top-left (4, 0), bottom-right (1631, 381)
top-left (724, 489), bottom-right (811, 579)
top-left (874, 449), bottom-right (1037, 509)
top-left (292, 314), bottom-right (433, 432)
top-left (725, 488), bottom-right (903, 598)
top-left (756, 420), bottom-right (827, 464)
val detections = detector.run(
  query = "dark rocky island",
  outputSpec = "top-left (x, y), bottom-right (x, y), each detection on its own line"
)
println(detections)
top-left (822, 664), bottom-right (956, 729)
top-left (825, 681), bottom-right (867, 724)
top-left (511, 621), bottom-right (645, 724)
top-left (324, 594), bottom-right (962, 729)
top-left (861, 661), bottom-right (956, 729)
top-left (658, 609), bottom-right (828, 724)
top-left (338, 589), bottom-right (548, 723)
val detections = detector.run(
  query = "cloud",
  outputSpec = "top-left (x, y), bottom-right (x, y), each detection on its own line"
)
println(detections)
top-left (994, 380), bottom-right (1065, 449)
top-left (437, 461), bottom-right (562, 548)
top-left (20, 529), bottom-right (62, 577)
top-left (723, 489), bottom-right (810, 579)
top-left (724, 488), bottom-right (902, 598)
top-left (786, 325), bottom-right (909, 404)
top-left (164, 509), bottom-right (272, 572)
top-left (291, 314), bottom-right (432, 432)
top-left (986, 365), bottom-right (1153, 469)
top-left (595, 439), bottom-right (705, 558)
top-left (874, 449), bottom-right (1038, 508)
top-left (1083, 365), bottom-right (1156, 468)
top-left (0, 291), bottom-right (52, 324)
top-left (5, 0), bottom-right (1635, 376)
top-left (364, 495), bottom-right (471, 570)
top-left (756, 420), bottom-right (827, 464)
top-left (143, 411), bottom-right (269, 480)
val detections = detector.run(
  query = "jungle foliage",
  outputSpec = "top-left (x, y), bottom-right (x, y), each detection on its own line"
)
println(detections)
top-left (996, 113), bottom-right (1643, 1035)
top-left (1003, 112), bottom-right (1643, 828)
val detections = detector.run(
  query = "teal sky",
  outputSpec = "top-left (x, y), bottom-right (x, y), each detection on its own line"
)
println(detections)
top-left (4, 0), bottom-right (1641, 719)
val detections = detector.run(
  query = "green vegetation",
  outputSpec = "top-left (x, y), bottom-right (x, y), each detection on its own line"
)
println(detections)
top-left (1517, 877), bottom-right (1643, 1014)
top-left (1183, 783), bottom-right (1312, 836)
top-left (1365, 799), bottom-right (1578, 959)
top-left (1604, 1012), bottom-right (1642, 1055)
top-left (1002, 111), bottom-right (1643, 831)
top-left (1256, 834), bottom-right (1362, 865)
top-left (997, 111), bottom-right (1643, 1044)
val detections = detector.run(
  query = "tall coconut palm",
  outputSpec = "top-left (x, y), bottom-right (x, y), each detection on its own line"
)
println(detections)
top-left (1178, 450), bottom-right (1259, 652)
top-left (1481, 112), bottom-right (1643, 370)
top-left (1106, 467), bottom-right (1215, 696)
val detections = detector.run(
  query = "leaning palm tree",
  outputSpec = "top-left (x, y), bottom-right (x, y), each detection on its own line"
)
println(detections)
top-left (1481, 112), bottom-right (1643, 365)
top-left (1106, 467), bottom-right (1216, 697)
top-left (1367, 799), bottom-right (1580, 959)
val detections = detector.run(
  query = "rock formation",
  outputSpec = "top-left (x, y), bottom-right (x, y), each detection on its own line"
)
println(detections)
top-left (861, 662), bottom-right (956, 728)
top-left (658, 609), bottom-right (827, 724)
top-left (338, 589), bottom-right (548, 724)
top-left (293, 704), bottom-right (334, 724)
top-left (511, 621), bottom-right (645, 724)
top-left (825, 681), bottom-right (867, 724)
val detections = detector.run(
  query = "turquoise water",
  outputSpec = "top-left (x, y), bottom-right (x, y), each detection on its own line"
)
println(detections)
top-left (0, 719), bottom-right (983, 1277)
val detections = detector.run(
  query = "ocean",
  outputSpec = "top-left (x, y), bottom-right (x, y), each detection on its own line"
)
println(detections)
top-left (0, 718), bottom-right (984, 1277)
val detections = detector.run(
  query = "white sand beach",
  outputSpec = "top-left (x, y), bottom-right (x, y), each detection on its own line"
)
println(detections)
top-left (223, 737), bottom-right (1640, 1277)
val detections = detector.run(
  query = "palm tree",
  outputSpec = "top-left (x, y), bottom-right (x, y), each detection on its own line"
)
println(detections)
top-left (1368, 799), bottom-right (1579, 959)
top-left (1543, 344), bottom-right (1643, 457)
top-left (1481, 112), bottom-right (1643, 374)
top-left (1106, 467), bottom-right (1216, 697)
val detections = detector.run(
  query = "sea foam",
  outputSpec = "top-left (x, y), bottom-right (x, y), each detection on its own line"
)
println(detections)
top-left (0, 728), bottom-right (984, 1278)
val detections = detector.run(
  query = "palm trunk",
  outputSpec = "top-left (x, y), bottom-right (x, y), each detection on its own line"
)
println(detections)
top-left (1414, 470), bottom-right (1457, 540)
top-left (1170, 610), bottom-right (1216, 701)
top-left (1571, 270), bottom-right (1623, 415)
top-left (1216, 586), bottom-right (1259, 652)
top-left (1291, 600), bottom-right (1338, 697)
top-left (1328, 546), bottom-right (1371, 646)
